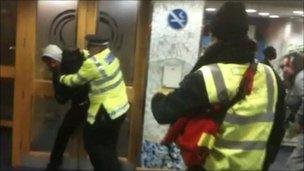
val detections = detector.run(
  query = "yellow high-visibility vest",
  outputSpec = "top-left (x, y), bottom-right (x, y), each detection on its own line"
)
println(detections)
top-left (60, 48), bottom-right (129, 124)
top-left (198, 63), bottom-right (278, 171)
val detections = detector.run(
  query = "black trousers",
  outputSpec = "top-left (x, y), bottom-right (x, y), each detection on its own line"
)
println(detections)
top-left (83, 109), bottom-right (126, 171)
top-left (49, 103), bottom-right (88, 166)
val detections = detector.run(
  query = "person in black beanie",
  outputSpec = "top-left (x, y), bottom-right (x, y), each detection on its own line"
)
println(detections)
top-left (191, 1), bottom-right (256, 72)
top-left (262, 46), bottom-right (277, 67)
top-left (151, 1), bottom-right (285, 171)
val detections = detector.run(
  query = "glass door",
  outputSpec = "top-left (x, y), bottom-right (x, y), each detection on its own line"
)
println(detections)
top-left (0, 0), bottom-right (17, 169)
top-left (78, 0), bottom-right (152, 169)
top-left (13, 1), bottom-right (81, 169)
top-left (13, 1), bottom-right (151, 169)
top-left (78, 1), bottom-right (141, 169)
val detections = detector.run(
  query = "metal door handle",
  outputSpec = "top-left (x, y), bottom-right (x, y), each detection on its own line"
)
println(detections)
top-left (9, 46), bottom-right (16, 50)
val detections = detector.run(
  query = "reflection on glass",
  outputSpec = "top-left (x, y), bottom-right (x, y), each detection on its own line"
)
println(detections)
top-left (0, 78), bottom-right (14, 120)
top-left (0, 1), bottom-right (17, 66)
top-left (36, 1), bottom-right (77, 80)
top-left (30, 96), bottom-right (70, 152)
top-left (98, 1), bottom-right (139, 85)
top-left (0, 127), bottom-right (12, 167)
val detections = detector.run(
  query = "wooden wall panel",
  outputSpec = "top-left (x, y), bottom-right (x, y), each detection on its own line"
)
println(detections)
top-left (76, 1), bottom-right (87, 49)
top-left (85, 1), bottom-right (98, 35)
top-left (0, 66), bottom-right (15, 78)
top-left (33, 79), bottom-right (134, 103)
top-left (72, 0), bottom-right (100, 159)
top-left (77, 0), bottom-right (98, 49)
top-left (12, 1), bottom-right (36, 166)
top-left (33, 80), bottom-right (54, 97)
top-left (128, 1), bottom-right (151, 164)
top-left (0, 119), bottom-right (13, 127)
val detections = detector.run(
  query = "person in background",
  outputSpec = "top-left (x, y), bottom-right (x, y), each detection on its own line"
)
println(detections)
top-left (151, 2), bottom-right (285, 171)
top-left (41, 45), bottom-right (89, 171)
top-left (58, 35), bottom-right (130, 171)
top-left (262, 46), bottom-right (277, 67)
top-left (281, 52), bottom-right (304, 171)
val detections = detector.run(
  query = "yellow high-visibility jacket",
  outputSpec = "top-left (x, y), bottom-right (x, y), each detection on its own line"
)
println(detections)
top-left (199, 63), bottom-right (278, 170)
top-left (152, 62), bottom-right (279, 170)
top-left (60, 48), bottom-right (129, 124)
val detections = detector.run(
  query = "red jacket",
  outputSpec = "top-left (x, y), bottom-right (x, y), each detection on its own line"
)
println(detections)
top-left (162, 115), bottom-right (219, 166)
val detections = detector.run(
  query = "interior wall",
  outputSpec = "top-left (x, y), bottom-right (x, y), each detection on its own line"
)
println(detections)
top-left (201, 15), bottom-right (304, 73)
top-left (265, 18), bottom-right (304, 73)
top-left (141, 1), bottom-right (205, 169)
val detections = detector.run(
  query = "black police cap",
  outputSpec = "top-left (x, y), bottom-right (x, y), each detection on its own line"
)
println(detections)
top-left (85, 34), bottom-right (109, 46)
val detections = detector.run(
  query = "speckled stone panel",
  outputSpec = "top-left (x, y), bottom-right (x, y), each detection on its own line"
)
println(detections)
top-left (141, 1), bottom-right (205, 169)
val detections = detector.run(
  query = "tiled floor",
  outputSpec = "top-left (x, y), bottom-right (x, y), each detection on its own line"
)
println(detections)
top-left (269, 146), bottom-right (294, 171)
top-left (0, 127), bottom-right (298, 171)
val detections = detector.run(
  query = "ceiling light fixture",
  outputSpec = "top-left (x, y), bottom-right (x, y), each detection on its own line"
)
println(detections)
top-left (258, 12), bottom-right (270, 16)
top-left (205, 8), bottom-right (216, 12)
top-left (269, 15), bottom-right (279, 18)
top-left (246, 9), bottom-right (257, 13)
top-left (293, 10), bottom-right (304, 15)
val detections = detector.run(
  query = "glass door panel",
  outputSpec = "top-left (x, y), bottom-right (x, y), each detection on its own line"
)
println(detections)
top-left (97, 0), bottom-right (139, 158)
top-left (30, 97), bottom-right (70, 152)
top-left (0, 2), bottom-right (16, 169)
top-left (0, 0), bottom-right (17, 66)
top-left (24, 1), bottom-right (79, 169)
top-left (0, 78), bottom-right (14, 121)
top-left (79, 1), bottom-right (142, 169)
top-left (36, 0), bottom-right (78, 80)
top-left (97, 0), bottom-right (139, 86)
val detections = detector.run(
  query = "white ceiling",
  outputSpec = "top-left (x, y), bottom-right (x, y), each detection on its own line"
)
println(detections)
top-left (205, 0), bottom-right (304, 18)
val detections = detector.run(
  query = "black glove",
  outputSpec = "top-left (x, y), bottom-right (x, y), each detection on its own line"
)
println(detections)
top-left (52, 71), bottom-right (69, 104)
top-left (151, 92), bottom-right (170, 124)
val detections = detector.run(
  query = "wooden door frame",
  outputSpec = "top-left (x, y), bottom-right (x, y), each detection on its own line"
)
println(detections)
top-left (128, 1), bottom-right (151, 165)
top-left (76, 0), bottom-right (152, 165)
top-left (12, 0), bottom-right (151, 167)
top-left (11, 0), bottom-right (98, 167)
top-left (12, 0), bottom-right (36, 166)
top-left (76, 0), bottom-right (152, 166)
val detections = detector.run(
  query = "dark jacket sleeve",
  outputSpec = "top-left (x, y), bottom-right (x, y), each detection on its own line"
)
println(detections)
top-left (52, 72), bottom-right (70, 104)
top-left (54, 49), bottom-right (89, 105)
top-left (151, 71), bottom-right (210, 124)
top-left (53, 71), bottom-right (89, 105)
top-left (263, 72), bottom-right (286, 170)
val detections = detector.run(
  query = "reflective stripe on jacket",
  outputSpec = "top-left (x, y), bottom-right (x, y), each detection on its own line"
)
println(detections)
top-left (60, 48), bottom-right (129, 124)
top-left (199, 63), bottom-right (278, 171)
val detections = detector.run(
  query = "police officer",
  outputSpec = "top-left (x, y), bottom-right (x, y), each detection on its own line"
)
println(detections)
top-left (41, 45), bottom-right (89, 171)
top-left (59, 35), bottom-right (129, 171)
top-left (151, 2), bottom-right (285, 171)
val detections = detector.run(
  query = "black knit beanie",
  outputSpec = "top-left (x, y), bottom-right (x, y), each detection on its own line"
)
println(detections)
top-left (210, 1), bottom-right (249, 42)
